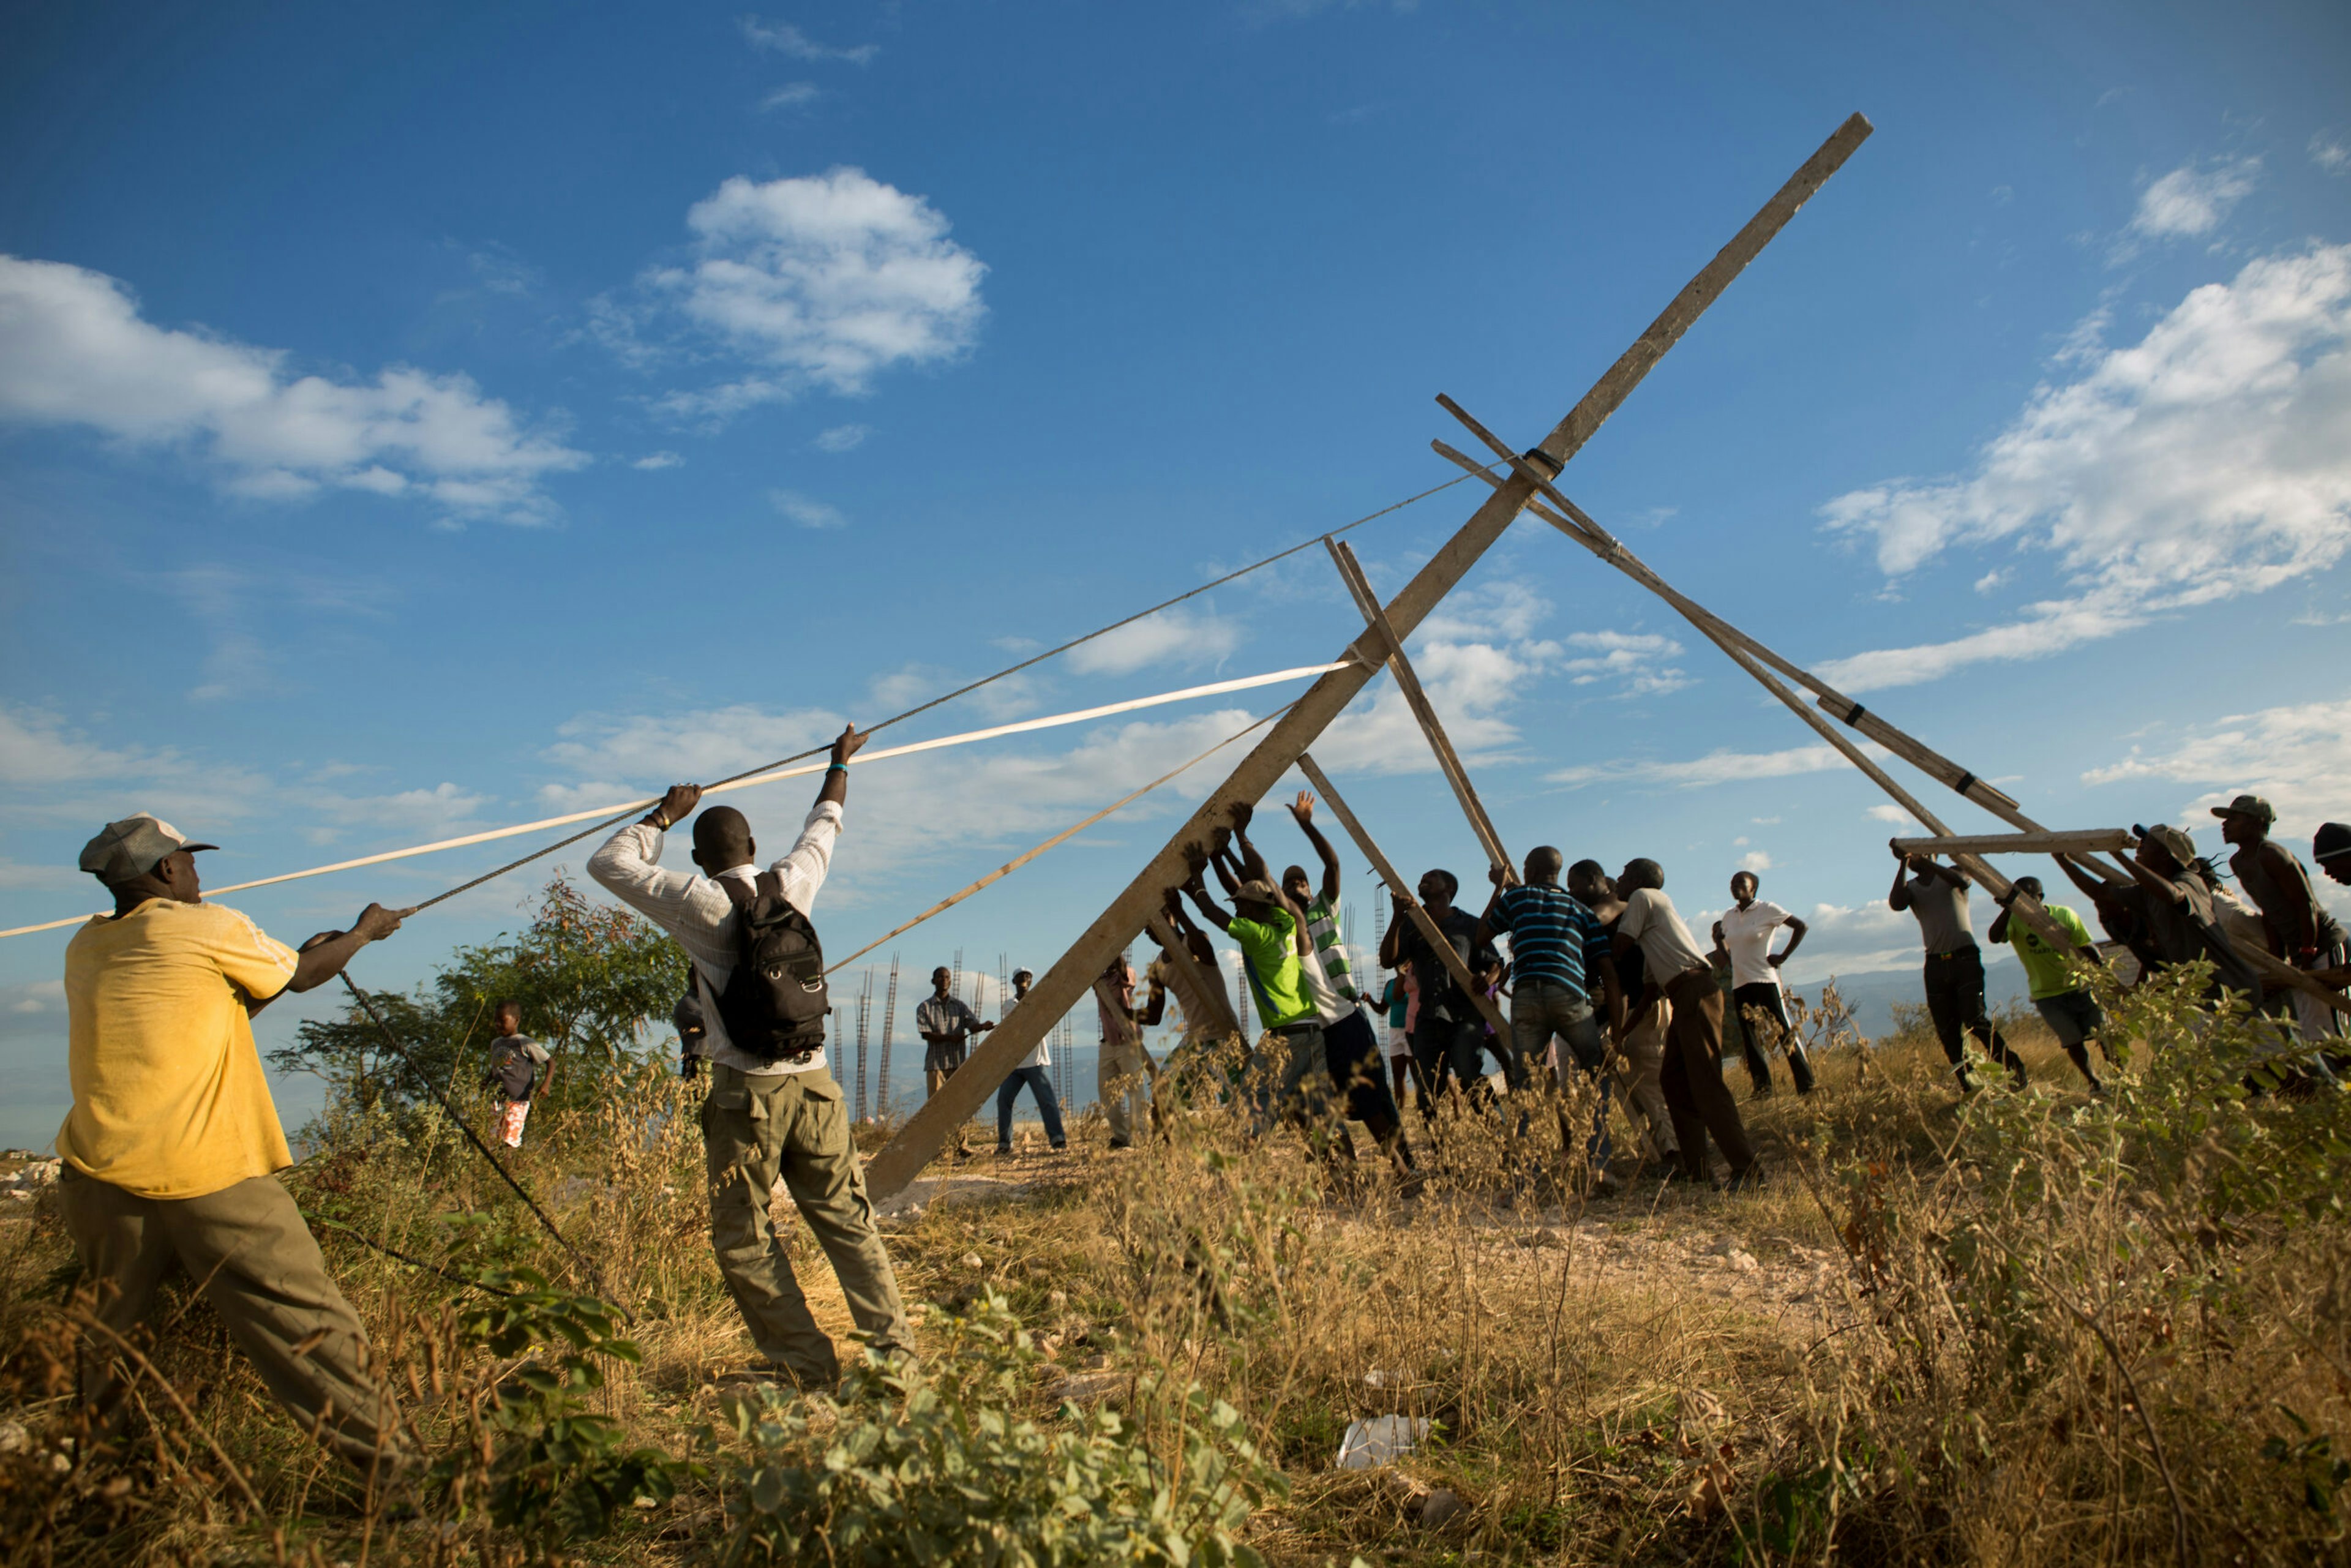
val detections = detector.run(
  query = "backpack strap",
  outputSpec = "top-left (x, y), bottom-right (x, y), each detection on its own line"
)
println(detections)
top-left (717, 873), bottom-right (757, 912)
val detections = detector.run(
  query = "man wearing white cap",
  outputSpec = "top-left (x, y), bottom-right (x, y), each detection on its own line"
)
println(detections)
top-left (58, 814), bottom-right (414, 1476)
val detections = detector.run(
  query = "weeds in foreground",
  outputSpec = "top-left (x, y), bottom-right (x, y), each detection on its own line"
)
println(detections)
top-left (3, 960), bottom-right (2350, 1565)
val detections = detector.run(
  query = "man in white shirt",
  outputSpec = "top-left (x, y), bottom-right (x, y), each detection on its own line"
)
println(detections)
top-left (996, 968), bottom-right (1067, 1153)
top-left (587, 725), bottom-right (913, 1391)
top-left (1718, 872), bottom-right (1815, 1097)
top-left (1612, 858), bottom-right (1763, 1191)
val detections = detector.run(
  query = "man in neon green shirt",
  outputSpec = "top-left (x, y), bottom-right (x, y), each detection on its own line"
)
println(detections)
top-left (1990, 875), bottom-right (2111, 1090)
top-left (1180, 846), bottom-right (1335, 1147)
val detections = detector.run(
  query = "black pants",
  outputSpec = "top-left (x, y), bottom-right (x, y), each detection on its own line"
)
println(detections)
top-left (1730, 981), bottom-right (1815, 1094)
top-left (1923, 947), bottom-right (2025, 1086)
top-left (1409, 1009), bottom-right (1526, 1111)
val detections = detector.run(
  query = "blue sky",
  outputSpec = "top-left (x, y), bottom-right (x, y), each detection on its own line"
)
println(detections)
top-left (5, 0), bottom-right (2349, 1148)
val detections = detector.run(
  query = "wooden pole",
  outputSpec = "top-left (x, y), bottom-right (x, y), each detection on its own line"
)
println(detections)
top-left (861, 112), bottom-right (1873, 1200)
top-left (1891, 830), bottom-right (2137, 858)
top-left (1294, 755), bottom-right (1510, 1040)
top-left (1432, 402), bottom-right (2137, 889)
top-left (1324, 537), bottom-right (1517, 880)
top-left (1425, 436), bottom-right (2080, 948)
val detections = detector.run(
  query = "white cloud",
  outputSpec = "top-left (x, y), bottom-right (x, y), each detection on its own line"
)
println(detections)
top-left (768, 489), bottom-right (847, 529)
top-left (759, 82), bottom-right (822, 113)
top-left (2315, 134), bottom-right (2351, 176)
top-left (1065, 606), bottom-right (1241, 677)
top-left (1867, 803), bottom-right (1921, 827)
top-left (640, 169), bottom-right (986, 417)
top-left (1820, 242), bottom-right (2351, 689)
top-left (7, 980), bottom-right (64, 1015)
top-left (1557, 630), bottom-right (1688, 695)
top-left (815, 422), bottom-right (872, 452)
top-left (2079, 697), bottom-right (2351, 839)
top-left (633, 451), bottom-right (683, 470)
top-left (740, 18), bottom-right (879, 65)
top-left (0, 255), bottom-right (587, 522)
top-left (2126, 157), bottom-right (2260, 242)
top-left (1548, 740), bottom-right (1892, 790)
top-left (1780, 901), bottom-right (1924, 981)
top-left (1740, 850), bottom-right (1773, 872)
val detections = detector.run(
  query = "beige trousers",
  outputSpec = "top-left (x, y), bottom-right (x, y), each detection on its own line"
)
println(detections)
top-left (58, 1168), bottom-right (413, 1474)
top-left (702, 1063), bottom-right (913, 1389)
top-left (1098, 1032), bottom-right (1152, 1145)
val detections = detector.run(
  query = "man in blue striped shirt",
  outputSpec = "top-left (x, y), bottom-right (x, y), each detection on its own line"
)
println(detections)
top-left (1479, 846), bottom-right (1618, 1188)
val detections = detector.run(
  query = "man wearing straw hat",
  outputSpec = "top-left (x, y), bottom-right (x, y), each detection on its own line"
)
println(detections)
top-left (588, 724), bottom-right (915, 1392)
top-left (56, 813), bottom-right (417, 1477)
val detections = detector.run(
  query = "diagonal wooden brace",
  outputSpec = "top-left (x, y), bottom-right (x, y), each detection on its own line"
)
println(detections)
top-left (1295, 754), bottom-right (1510, 1040)
top-left (1891, 830), bottom-right (2137, 858)
top-left (859, 112), bottom-right (1874, 1199)
top-left (1433, 405), bottom-right (2135, 889)
top-left (1428, 437), bottom-right (2081, 949)
top-left (1324, 536), bottom-right (1516, 882)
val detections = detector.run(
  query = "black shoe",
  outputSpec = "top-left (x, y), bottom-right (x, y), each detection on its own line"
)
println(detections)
top-left (1107, 1138), bottom-right (1133, 1150)
top-left (1724, 1164), bottom-right (1768, 1194)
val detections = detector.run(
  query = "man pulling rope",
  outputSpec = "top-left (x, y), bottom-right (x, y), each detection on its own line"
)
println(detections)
top-left (54, 814), bottom-right (419, 1481)
top-left (587, 724), bottom-right (915, 1392)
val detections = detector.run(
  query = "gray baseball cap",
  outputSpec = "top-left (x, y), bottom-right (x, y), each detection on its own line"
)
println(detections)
top-left (78, 814), bottom-right (217, 885)
top-left (2136, 823), bottom-right (2198, 866)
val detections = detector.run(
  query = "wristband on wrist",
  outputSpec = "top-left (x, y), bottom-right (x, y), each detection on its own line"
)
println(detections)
top-left (827, 762), bottom-right (849, 774)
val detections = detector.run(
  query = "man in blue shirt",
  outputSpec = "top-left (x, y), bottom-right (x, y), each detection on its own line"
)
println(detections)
top-left (1480, 847), bottom-right (1617, 1190)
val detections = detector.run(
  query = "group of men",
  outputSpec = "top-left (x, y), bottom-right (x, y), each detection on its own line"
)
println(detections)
top-left (1890, 800), bottom-right (2351, 1093)
top-left (46, 712), bottom-right (2351, 1484)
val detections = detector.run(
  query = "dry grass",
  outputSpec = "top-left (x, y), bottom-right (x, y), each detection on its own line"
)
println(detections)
top-left (6, 978), bottom-right (2350, 1566)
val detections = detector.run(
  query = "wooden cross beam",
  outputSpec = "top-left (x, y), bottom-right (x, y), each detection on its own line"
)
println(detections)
top-left (1891, 830), bottom-right (2137, 858)
top-left (1428, 432), bottom-right (2082, 950)
top-left (1295, 754), bottom-right (1510, 1040)
top-left (1324, 536), bottom-right (1515, 881)
top-left (858, 112), bottom-right (1873, 1199)
top-left (1431, 403), bottom-right (2138, 890)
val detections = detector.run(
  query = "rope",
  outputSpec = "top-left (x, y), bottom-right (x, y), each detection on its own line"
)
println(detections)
top-left (0, 661), bottom-right (1352, 938)
top-left (824, 702), bottom-right (1291, 975)
top-left (308, 1214), bottom-right (522, 1300)
top-left (334, 972), bottom-right (620, 1315)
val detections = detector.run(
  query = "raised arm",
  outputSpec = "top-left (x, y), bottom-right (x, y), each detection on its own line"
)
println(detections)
top-left (1474, 862), bottom-right (1509, 950)
top-left (1288, 790), bottom-right (1341, 904)
top-left (2052, 853), bottom-right (2107, 903)
top-left (1181, 846), bottom-right (1236, 934)
top-left (1888, 847), bottom-right (1915, 912)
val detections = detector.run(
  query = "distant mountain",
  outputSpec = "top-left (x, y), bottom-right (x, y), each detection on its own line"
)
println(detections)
top-left (1785, 952), bottom-right (2031, 1041)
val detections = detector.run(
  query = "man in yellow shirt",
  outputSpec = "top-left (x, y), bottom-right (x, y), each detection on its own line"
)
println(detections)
top-left (59, 814), bottom-right (414, 1476)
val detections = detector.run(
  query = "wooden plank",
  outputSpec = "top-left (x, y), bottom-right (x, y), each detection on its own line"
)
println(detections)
top-left (1324, 537), bottom-right (1515, 880)
top-left (1444, 410), bottom-right (2139, 889)
top-left (1891, 830), bottom-right (2137, 858)
top-left (2241, 943), bottom-right (2351, 1019)
top-left (861, 113), bottom-right (1874, 1200)
top-left (1295, 754), bottom-right (1511, 1040)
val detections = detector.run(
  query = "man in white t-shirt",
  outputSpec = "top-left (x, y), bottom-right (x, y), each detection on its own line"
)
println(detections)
top-left (1717, 871), bottom-right (1815, 1096)
top-left (1611, 858), bottom-right (1762, 1190)
top-left (996, 969), bottom-right (1067, 1153)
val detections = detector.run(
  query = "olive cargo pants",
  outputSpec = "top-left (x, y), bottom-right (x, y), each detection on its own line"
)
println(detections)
top-left (58, 1168), bottom-right (413, 1474)
top-left (702, 1062), bottom-right (914, 1388)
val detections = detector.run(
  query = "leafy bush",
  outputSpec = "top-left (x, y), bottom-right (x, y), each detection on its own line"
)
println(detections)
top-left (718, 1293), bottom-right (1284, 1567)
top-left (430, 1263), bottom-right (693, 1547)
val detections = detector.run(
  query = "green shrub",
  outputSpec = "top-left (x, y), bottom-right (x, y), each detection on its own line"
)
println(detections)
top-left (718, 1292), bottom-right (1284, 1566)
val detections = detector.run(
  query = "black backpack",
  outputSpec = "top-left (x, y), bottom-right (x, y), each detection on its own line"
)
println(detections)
top-left (713, 872), bottom-right (830, 1062)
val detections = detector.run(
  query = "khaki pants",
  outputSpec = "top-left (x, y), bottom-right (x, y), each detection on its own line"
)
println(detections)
top-left (1660, 970), bottom-right (1758, 1179)
top-left (58, 1168), bottom-right (411, 1474)
top-left (1618, 999), bottom-right (1679, 1161)
top-left (702, 1063), bottom-right (913, 1388)
top-left (1099, 1031), bottom-right (1152, 1145)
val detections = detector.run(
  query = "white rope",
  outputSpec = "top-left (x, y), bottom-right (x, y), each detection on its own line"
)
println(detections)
top-left (0, 661), bottom-right (1351, 940)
